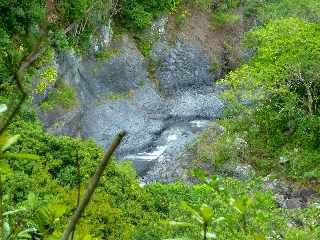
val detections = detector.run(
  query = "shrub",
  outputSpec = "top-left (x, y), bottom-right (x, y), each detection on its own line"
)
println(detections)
top-left (120, 0), bottom-right (182, 30)
top-left (40, 84), bottom-right (77, 112)
top-left (211, 11), bottom-right (240, 28)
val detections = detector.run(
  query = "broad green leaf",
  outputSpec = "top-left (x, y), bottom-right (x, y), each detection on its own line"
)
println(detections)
top-left (181, 202), bottom-right (201, 221)
top-left (17, 228), bottom-right (36, 238)
top-left (192, 168), bottom-right (206, 181)
top-left (213, 217), bottom-right (225, 224)
top-left (0, 160), bottom-right (11, 175)
top-left (3, 208), bottom-right (26, 216)
top-left (192, 211), bottom-right (204, 224)
top-left (0, 134), bottom-right (9, 151)
top-left (46, 231), bottom-right (61, 240)
top-left (3, 222), bottom-right (11, 239)
top-left (38, 208), bottom-right (51, 226)
top-left (199, 204), bottom-right (214, 223)
top-left (1, 134), bottom-right (20, 152)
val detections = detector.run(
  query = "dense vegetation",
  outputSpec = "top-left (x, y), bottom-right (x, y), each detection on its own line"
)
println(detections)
top-left (0, 0), bottom-right (319, 239)
top-left (210, 17), bottom-right (320, 181)
top-left (2, 116), bottom-right (320, 239)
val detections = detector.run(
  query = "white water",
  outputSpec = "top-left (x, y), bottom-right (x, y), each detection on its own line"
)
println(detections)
top-left (125, 146), bottom-right (167, 161)
top-left (124, 120), bottom-right (210, 182)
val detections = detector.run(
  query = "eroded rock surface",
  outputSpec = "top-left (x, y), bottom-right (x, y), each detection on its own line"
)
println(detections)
top-left (36, 31), bottom-right (224, 177)
top-left (35, 9), bottom-right (245, 179)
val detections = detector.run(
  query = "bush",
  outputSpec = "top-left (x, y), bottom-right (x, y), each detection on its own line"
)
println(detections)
top-left (257, 0), bottom-right (320, 23)
top-left (120, 0), bottom-right (182, 30)
top-left (211, 11), bottom-right (240, 28)
top-left (215, 18), bottom-right (320, 181)
top-left (40, 84), bottom-right (77, 112)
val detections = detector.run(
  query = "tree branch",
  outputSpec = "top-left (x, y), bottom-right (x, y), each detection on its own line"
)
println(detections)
top-left (61, 130), bottom-right (126, 240)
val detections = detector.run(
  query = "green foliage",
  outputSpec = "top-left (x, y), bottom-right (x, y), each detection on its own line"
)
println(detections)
top-left (192, 0), bottom-right (213, 11)
top-left (0, 110), bottom-right (319, 239)
top-left (40, 84), bottom-right (77, 112)
top-left (55, 0), bottom-right (113, 52)
top-left (95, 48), bottom-right (120, 61)
top-left (36, 67), bottom-right (58, 94)
top-left (184, 0), bottom-right (242, 29)
top-left (119, 0), bottom-right (182, 30)
top-left (3, 117), bottom-right (153, 238)
top-left (134, 36), bottom-right (154, 57)
top-left (175, 9), bottom-right (190, 28)
top-left (0, 0), bottom-right (46, 38)
top-left (257, 0), bottom-right (320, 23)
top-left (211, 11), bottom-right (240, 28)
top-left (1, 1), bottom-right (320, 239)
top-left (213, 18), bottom-right (320, 181)
top-left (146, 178), bottom-right (319, 239)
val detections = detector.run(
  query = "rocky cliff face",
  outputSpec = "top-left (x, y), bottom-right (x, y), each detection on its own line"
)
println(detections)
top-left (36, 8), bottom-right (244, 178)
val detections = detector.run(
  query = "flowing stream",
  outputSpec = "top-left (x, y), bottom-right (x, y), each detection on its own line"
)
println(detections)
top-left (123, 120), bottom-right (210, 184)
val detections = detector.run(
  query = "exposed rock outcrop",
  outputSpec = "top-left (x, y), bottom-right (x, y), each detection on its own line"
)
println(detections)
top-left (35, 8), bottom-right (246, 177)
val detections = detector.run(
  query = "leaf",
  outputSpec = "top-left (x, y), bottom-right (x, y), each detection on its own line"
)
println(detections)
top-left (3, 208), bottom-right (26, 216)
top-left (0, 160), bottom-right (11, 175)
top-left (3, 222), bottom-right (11, 239)
top-left (192, 211), bottom-right (204, 224)
top-left (0, 134), bottom-right (9, 151)
top-left (82, 234), bottom-right (94, 240)
top-left (26, 193), bottom-right (38, 209)
top-left (199, 204), bottom-right (214, 223)
top-left (253, 234), bottom-right (266, 240)
top-left (206, 232), bottom-right (217, 239)
top-left (1, 134), bottom-right (20, 152)
top-left (17, 228), bottom-right (37, 238)
top-left (38, 208), bottom-right (51, 227)
top-left (0, 104), bottom-right (7, 113)
top-left (213, 217), bottom-right (225, 224)
top-left (6, 153), bottom-right (40, 160)
top-left (231, 197), bottom-right (254, 213)
top-left (181, 202), bottom-right (201, 220)
top-left (165, 221), bottom-right (193, 227)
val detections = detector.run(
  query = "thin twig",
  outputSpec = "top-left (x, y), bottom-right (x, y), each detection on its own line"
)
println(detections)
top-left (61, 130), bottom-right (126, 240)
top-left (71, 137), bottom-right (82, 240)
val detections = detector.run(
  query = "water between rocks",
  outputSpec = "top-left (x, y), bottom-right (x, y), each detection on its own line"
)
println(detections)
top-left (122, 120), bottom-right (210, 185)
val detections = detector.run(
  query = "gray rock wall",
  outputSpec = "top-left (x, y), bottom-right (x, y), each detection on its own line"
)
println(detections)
top-left (151, 39), bottom-right (214, 95)
top-left (36, 15), bottom-right (229, 177)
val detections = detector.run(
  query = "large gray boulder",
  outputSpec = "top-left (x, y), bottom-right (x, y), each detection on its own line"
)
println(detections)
top-left (151, 40), bottom-right (214, 95)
